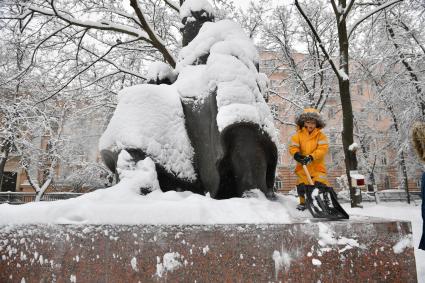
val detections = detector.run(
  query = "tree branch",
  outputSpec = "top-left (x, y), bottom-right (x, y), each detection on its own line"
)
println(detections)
top-left (0, 23), bottom-right (71, 88)
top-left (294, 0), bottom-right (341, 78)
top-left (390, 10), bottom-right (425, 54)
top-left (78, 44), bottom-right (146, 79)
top-left (348, 0), bottom-right (403, 40)
top-left (35, 37), bottom-right (143, 104)
top-left (26, 4), bottom-right (149, 39)
top-left (340, 0), bottom-right (356, 24)
top-left (163, 0), bottom-right (180, 12)
top-left (129, 0), bottom-right (176, 67)
top-left (269, 89), bottom-right (304, 110)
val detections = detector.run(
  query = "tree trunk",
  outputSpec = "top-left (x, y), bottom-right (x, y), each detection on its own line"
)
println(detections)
top-left (0, 143), bottom-right (11, 192)
top-left (386, 105), bottom-right (411, 204)
top-left (336, 0), bottom-right (359, 207)
top-left (34, 178), bottom-right (52, 202)
top-left (386, 17), bottom-right (425, 117)
top-left (399, 150), bottom-right (410, 204)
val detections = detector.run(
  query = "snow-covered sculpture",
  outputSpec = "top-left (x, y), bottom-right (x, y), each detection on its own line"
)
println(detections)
top-left (99, 0), bottom-right (278, 199)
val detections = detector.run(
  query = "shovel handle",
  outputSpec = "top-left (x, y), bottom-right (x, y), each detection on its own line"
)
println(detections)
top-left (302, 165), bottom-right (314, 186)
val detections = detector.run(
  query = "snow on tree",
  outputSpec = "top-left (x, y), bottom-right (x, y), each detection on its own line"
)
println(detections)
top-left (294, 0), bottom-right (403, 207)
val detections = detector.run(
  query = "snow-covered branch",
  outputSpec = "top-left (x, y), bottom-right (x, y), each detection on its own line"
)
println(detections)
top-left (35, 37), bottom-right (143, 104)
top-left (0, 24), bottom-right (71, 88)
top-left (26, 4), bottom-right (149, 39)
top-left (348, 0), bottom-right (403, 39)
top-left (129, 0), bottom-right (176, 67)
top-left (163, 0), bottom-right (180, 12)
top-left (339, 0), bottom-right (356, 24)
top-left (294, 0), bottom-right (341, 79)
top-left (78, 45), bottom-right (146, 80)
top-left (269, 89), bottom-right (304, 110)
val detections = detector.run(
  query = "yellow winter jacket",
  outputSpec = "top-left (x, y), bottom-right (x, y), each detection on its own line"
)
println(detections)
top-left (289, 127), bottom-right (330, 186)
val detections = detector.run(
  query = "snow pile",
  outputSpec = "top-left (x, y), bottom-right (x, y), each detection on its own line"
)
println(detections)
top-left (338, 68), bottom-right (349, 81)
top-left (98, 84), bottom-right (196, 181)
top-left (175, 19), bottom-right (277, 142)
top-left (272, 249), bottom-right (292, 278)
top-left (130, 257), bottom-right (138, 272)
top-left (177, 20), bottom-right (258, 70)
top-left (116, 150), bottom-right (160, 193)
top-left (156, 252), bottom-right (184, 277)
top-left (146, 61), bottom-right (177, 83)
top-left (0, 186), bottom-right (294, 225)
top-left (257, 72), bottom-right (270, 95)
top-left (343, 202), bottom-right (424, 282)
top-left (393, 235), bottom-right (413, 254)
top-left (317, 222), bottom-right (360, 253)
top-left (174, 65), bottom-right (210, 98)
top-left (180, 0), bottom-right (214, 20)
top-left (348, 143), bottom-right (359, 152)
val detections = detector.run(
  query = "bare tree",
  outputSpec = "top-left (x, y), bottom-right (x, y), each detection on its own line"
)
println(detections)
top-left (295, 0), bottom-right (402, 207)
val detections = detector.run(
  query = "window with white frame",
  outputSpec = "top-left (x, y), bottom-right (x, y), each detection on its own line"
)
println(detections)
top-left (270, 104), bottom-right (279, 118)
top-left (275, 178), bottom-right (283, 190)
top-left (380, 154), bottom-right (387, 166)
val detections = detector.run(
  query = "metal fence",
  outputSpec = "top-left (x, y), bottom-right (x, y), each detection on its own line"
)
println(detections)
top-left (337, 190), bottom-right (422, 203)
top-left (0, 190), bottom-right (421, 205)
top-left (0, 192), bottom-right (83, 204)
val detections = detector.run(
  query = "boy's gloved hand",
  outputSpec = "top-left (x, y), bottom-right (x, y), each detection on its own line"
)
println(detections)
top-left (302, 155), bottom-right (313, 165)
top-left (294, 152), bottom-right (305, 163)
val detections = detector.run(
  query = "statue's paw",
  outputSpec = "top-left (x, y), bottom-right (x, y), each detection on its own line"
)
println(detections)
top-left (140, 187), bottom-right (153, 195)
top-left (242, 189), bottom-right (263, 199)
top-left (242, 189), bottom-right (276, 200)
top-left (265, 191), bottom-right (277, 201)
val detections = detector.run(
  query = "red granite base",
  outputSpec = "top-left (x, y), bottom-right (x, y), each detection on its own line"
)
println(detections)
top-left (0, 218), bottom-right (417, 282)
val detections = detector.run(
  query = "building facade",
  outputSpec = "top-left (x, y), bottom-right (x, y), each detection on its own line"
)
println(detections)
top-left (260, 50), bottom-right (423, 193)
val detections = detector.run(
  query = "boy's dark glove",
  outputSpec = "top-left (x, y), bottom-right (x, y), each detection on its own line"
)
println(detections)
top-left (294, 152), bottom-right (305, 163)
top-left (302, 155), bottom-right (313, 165)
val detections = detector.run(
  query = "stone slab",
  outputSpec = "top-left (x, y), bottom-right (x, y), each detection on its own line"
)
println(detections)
top-left (0, 218), bottom-right (417, 282)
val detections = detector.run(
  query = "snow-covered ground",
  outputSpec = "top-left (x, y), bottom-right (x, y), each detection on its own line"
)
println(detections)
top-left (342, 202), bottom-right (425, 282)
top-left (0, 185), bottom-right (423, 280)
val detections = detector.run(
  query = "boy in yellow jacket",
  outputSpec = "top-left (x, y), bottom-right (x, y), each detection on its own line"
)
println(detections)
top-left (289, 108), bottom-right (329, 210)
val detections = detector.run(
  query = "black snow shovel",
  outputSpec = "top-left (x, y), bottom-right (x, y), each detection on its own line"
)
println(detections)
top-left (302, 165), bottom-right (349, 220)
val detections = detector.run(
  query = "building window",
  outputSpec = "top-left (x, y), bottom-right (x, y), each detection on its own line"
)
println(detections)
top-left (330, 149), bottom-right (336, 163)
top-left (277, 154), bottom-right (283, 166)
top-left (380, 154), bottom-right (387, 166)
top-left (261, 59), bottom-right (276, 69)
top-left (270, 79), bottom-right (279, 87)
top-left (270, 104), bottom-right (279, 118)
top-left (328, 107), bottom-right (335, 119)
top-left (357, 83), bottom-right (363, 96)
top-left (275, 178), bottom-right (283, 190)
top-left (384, 176), bottom-right (390, 190)
top-left (329, 132), bottom-right (336, 144)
